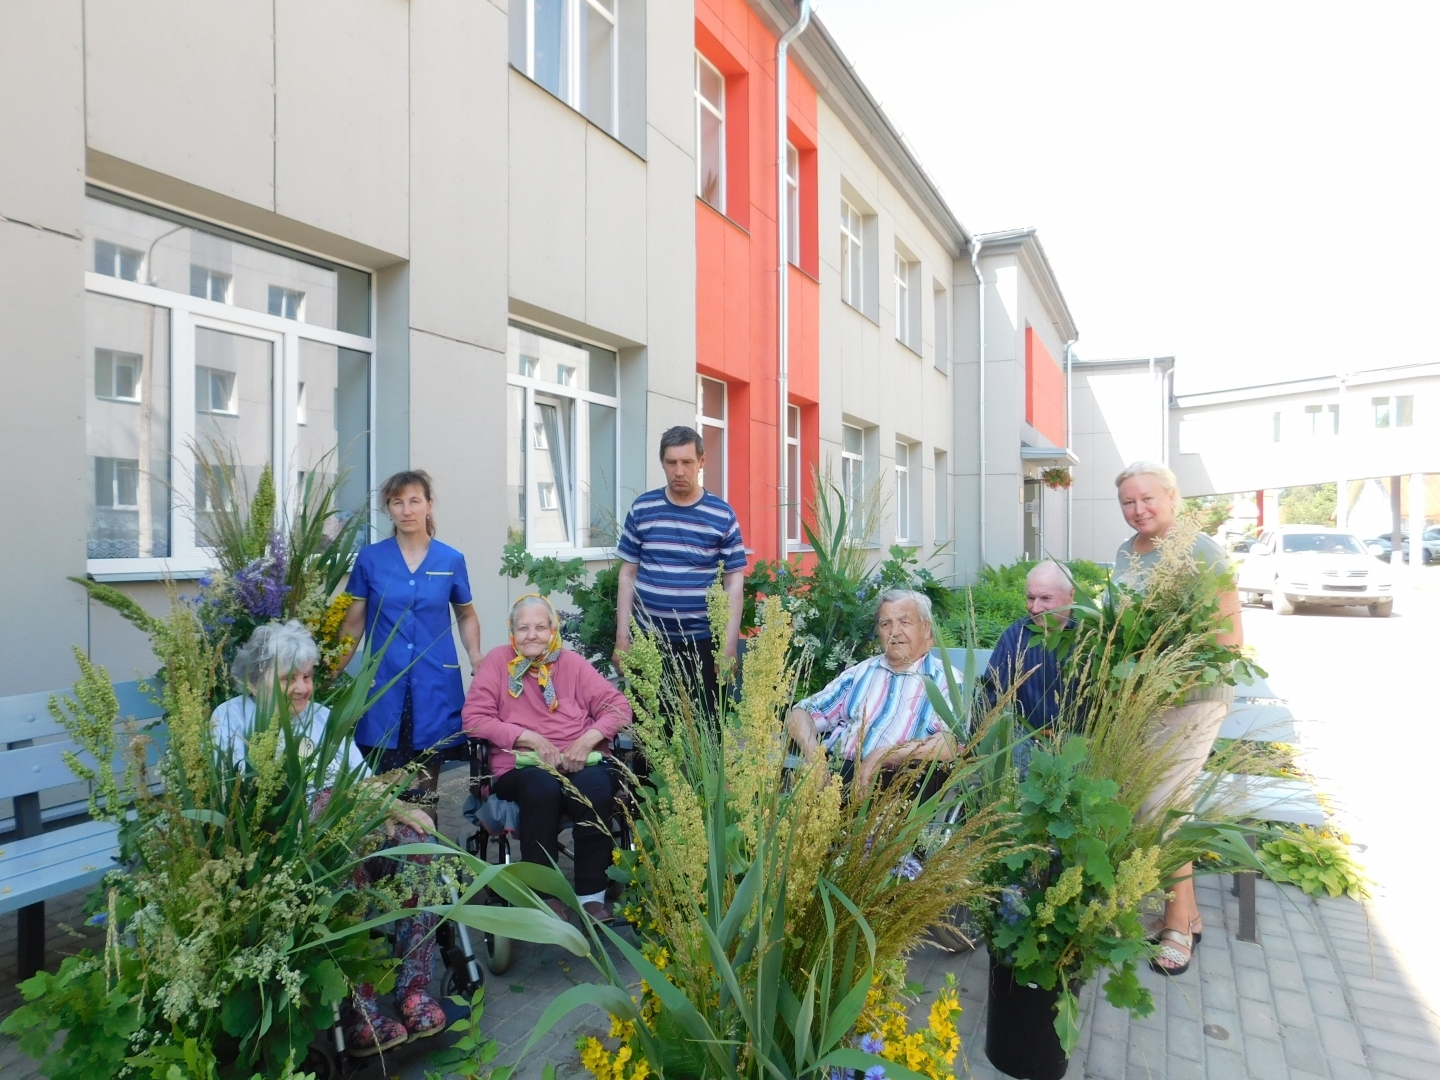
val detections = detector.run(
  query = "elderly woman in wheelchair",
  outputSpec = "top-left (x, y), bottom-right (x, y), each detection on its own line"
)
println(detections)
top-left (462, 594), bottom-right (632, 925)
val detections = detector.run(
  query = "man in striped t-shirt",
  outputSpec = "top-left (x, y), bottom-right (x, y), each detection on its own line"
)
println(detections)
top-left (614, 426), bottom-right (748, 704)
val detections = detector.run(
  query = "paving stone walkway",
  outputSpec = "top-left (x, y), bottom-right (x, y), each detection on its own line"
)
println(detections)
top-left (5, 767), bottom-right (1440, 1080)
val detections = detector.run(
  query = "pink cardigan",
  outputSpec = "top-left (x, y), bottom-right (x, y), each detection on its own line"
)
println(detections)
top-left (462, 646), bottom-right (633, 778)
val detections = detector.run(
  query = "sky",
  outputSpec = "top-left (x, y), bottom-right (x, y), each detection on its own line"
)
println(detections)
top-left (814, 0), bottom-right (1440, 395)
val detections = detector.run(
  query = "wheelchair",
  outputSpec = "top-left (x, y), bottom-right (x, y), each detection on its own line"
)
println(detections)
top-left (462, 735), bottom-right (636, 974)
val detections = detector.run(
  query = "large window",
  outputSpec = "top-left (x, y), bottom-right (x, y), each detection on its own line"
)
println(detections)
top-left (1372, 395), bottom-right (1414, 429)
top-left (697, 375), bottom-right (727, 500)
top-left (934, 449), bottom-right (948, 543)
top-left (840, 199), bottom-right (863, 309)
top-left (933, 281), bottom-right (948, 372)
top-left (507, 323), bottom-right (619, 551)
top-left (84, 194), bottom-right (373, 574)
top-left (893, 253), bottom-right (911, 347)
top-left (894, 441), bottom-right (912, 543)
top-left (785, 143), bottom-right (800, 267)
top-left (514, 0), bottom-right (618, 134)
top-left (695, 52), bottom-right (725, 211)
top-left (1304, 403), bottom-right (1339, 436)
top-left (841, 423), bottom-right (865, 539)
top-left (785, 404), bottom-right (801, 545)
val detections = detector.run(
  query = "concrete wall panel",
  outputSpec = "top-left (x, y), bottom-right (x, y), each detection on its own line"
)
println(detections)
top-left (0, 224), bottom-right (87, 694)
top-left (641, 134), bottom-right (696, 403)
top-left (0, 0), bottom-right (84, 234)
top-left (586, 130), bottom-right (648, 343)
top-left (85, 0), bottom-right (276, 209)
top-left (275, 0), bottom-right (410, 256)
top-left (409, 0), bottom-right (508, 351)
top-left (407, 331), bottom-right (510, 651)
top-left (508, 75), bottom-right (587, 320)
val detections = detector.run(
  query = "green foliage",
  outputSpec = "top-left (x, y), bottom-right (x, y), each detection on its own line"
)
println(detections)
top-left (22, 592), bottom-right (575, 1079)
top-left (1183, 496), bottom-right (1230, 536)
top-left (1258, 826), bottom-right (1369, 900)
top-left (973, 737), bottom-right (1161, 1052)
top-left (499, 541), bottom-right (620, 666)
top-left (423, 989), bottom-right (498, 1079)
top-left (1280, 484), bottom-right (1337, 526)
top-left (940, 559), bottom-right (1109, 649)
top-left (745, 477), bottom-right (955, 698)
top-left (77, 446), bottom-right (369, 708)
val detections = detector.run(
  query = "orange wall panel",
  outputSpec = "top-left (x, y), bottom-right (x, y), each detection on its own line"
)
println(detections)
top-left (694, 0), bottom-right (819, 563)
top-left (1025, 328), bottom-right (1067, 447)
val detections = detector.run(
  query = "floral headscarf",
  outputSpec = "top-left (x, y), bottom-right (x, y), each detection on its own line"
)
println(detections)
top-left (507, 594), bottom-right (564, 711)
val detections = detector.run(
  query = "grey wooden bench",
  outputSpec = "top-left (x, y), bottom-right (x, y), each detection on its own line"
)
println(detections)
top-left (1201, 672), bottom-right (1325, 942)
top-left (0, 679), bottom-right (163, 978)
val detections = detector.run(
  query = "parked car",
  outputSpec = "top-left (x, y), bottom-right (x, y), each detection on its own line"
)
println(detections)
top-left (1228, 537), bottom-right (1257, 553)
top-left (1363, 533), bottom-right (1436, 564)
top-left (1238, 526), bottom-right (1394, 617)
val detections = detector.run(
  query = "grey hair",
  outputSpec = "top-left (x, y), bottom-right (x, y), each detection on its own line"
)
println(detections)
top-left (876, 588), bottom-right (934, 627)
top-left (658, 425), bottom-right (705, 459)
top-left (1026, 559), bottom-right (1076, 593)
top-left (1115, 460), bottom-right (1180, 500)
top-left (232, 620), bottom-right (320, 691)
top-left (509, 594), bottom-right (560, 632)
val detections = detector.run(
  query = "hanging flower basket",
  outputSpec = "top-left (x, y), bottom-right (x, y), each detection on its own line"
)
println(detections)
top-left (1041, 466), bottom-right (1073, 491)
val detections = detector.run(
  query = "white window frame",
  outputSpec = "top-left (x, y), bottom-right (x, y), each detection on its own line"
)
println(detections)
top-left (894, 440), bottom-right (912, 543)
top-left (518, 0), bottom-right (619, 135)
top-left (697, 374), bottom-right (727, 501)
top-left (840, 198), bottom-right (863, 309)
top-left (508, 320), bottom-right (621, 556)
top-left (785, 142), bottom-right (800, 267)
top-left (841, 422), bottom-right (865, 540)
top-left (893, 252), bottom-right (910, 346)
top-left (190, 265), bottom-right (232, 304)
top-left (695, 51), bottom-right (726, 211)
top-left (94, 348), bottom-right (144, 403)
top-left (1304, 402), bottom-right (1339, 436)
top-left (1372, 394), bottom-right (1414, 429)
top-left (84, 269), bottom-right (376, 581)
top-left (785, 403), bottom-right (802, 547)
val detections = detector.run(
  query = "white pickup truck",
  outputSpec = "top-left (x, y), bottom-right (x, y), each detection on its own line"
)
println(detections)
top-left (1237, 525), bottom-right (1394, 617)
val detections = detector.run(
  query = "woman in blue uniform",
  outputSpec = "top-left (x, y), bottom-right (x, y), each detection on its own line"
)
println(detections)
top-left (341, 470), bottom-right (483, 818)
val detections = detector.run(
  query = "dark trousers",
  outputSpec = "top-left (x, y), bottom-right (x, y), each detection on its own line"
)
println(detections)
top-left (662, 634), bottom-right (722, 722)
top-left (492, 762), bottom-right (616, 896)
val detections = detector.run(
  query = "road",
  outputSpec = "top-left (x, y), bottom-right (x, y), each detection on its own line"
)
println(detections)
top-left (1240, 566), bottom-right (1440, 1013)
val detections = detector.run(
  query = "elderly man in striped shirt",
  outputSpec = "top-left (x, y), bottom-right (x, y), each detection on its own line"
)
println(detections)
top-left (787, 589), bottom-right (962, 790)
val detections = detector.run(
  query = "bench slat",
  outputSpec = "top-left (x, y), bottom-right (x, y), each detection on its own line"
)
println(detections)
top-left (1219, 703), bottom-right (1298, 743)
top-left (1196, 772), bottom-right (1326, 827)
top-left (0, 680), bottom-right (162, 745)
top-left (0, 825), bottom-right (120, 915)
top-left (0, 819), bottom-right (117, 875)
top-left (0, 736), bottom-right (164, 803)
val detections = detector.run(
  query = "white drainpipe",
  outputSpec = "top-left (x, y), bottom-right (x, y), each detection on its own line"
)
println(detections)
top-left (775, 0), bottom-right (813, 560)
top-left (1063, 338), bottom-right (1076, 559)
top-left (970, 238), bottom-right (986, 568)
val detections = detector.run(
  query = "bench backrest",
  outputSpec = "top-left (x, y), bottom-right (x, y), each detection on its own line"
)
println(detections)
top-left (0, 679), bottom-right (165, 808)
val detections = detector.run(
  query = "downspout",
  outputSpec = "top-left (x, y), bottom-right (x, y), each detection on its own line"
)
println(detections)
top-left (970, 238), bottom-right (986, 567)
top-left (1063, 338), bottom-right (1076, 559)
top-left (776, 0), bottom-right (813, 561)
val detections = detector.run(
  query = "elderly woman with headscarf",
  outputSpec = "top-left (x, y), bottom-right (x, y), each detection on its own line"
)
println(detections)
top-left (1113, 461), bottom-right (1243, 978)
top-left (212, 620), bottom-right (447, 1056)
top-left (462, 595), bottom-right (633, 923)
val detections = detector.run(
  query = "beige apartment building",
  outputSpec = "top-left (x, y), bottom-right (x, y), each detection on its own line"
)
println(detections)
top-left (0, 0), bottom-right (1096, 699)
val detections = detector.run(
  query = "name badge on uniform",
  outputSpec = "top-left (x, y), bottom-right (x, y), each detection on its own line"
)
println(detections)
top-left (426, 570), bottom-right (453, 576)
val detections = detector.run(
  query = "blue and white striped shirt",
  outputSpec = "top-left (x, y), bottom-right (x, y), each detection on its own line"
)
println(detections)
top-left (796, 651), bottom-right (960, 762)
top-left (616, 488), bottom-right (747, 640)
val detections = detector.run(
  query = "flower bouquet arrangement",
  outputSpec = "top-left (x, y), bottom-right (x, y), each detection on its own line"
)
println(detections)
top-left (497, 590), bottom-right (1004, 1080)
top-left (72, 447), bottom-right (367, 708)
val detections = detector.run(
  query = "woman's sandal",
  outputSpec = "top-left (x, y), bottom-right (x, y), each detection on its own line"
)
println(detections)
top-left (1148, 916), bottom-right (1202, 947)
top-left (1149, 928), bottom-right (1193, 977)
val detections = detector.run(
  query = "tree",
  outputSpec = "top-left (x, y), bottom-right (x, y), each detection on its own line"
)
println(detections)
top-left (1280, 484), bottom-right (1336, 526)
top-left (1184, 496), bottom-right (1230, 535)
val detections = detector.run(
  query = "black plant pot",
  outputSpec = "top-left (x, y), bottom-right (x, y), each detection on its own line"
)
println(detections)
top-left (984, 955), bottom-right (1070, 1080)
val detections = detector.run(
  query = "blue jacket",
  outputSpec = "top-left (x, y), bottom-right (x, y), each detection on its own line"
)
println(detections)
top-left (983, 615), bottom-right (1075, 732)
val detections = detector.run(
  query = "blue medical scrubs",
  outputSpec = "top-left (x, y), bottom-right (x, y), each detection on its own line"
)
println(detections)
top-left (347, 536), bottom-right (473, 751)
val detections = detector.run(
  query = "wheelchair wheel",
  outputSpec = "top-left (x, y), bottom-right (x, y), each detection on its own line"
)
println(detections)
top-left (301, 1043), bottom-right (339, 1080)
top-left (484, 930), bottom-right (513, 975)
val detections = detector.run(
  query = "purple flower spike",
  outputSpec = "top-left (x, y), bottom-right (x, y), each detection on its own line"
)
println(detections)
top-left (232, 529), bottom-right (290, 619)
